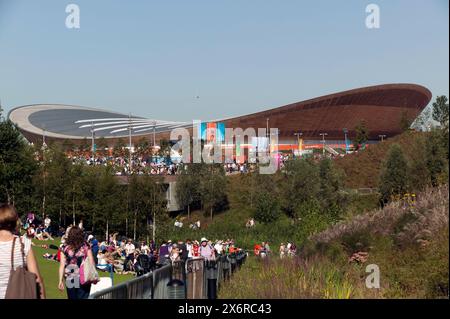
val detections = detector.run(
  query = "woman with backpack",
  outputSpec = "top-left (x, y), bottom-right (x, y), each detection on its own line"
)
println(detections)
top-left (58, 226), bottom-right (96, 299)
top-left (0, 204), bottom-right (46, 299)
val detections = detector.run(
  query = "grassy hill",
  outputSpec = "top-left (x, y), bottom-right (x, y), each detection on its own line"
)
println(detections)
top-left (335, 130), bottom-right (428, 189)
top-left (219, 185), bottom-right (449, 299)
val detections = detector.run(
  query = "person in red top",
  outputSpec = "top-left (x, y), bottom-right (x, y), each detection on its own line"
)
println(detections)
top-left (192, 241), bottom-right (200, 257)
top-left (253, 244), bottom-right (261, 256)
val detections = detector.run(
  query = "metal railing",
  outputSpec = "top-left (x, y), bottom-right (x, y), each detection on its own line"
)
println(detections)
top-left (89, 251), bottom-right (247, 299)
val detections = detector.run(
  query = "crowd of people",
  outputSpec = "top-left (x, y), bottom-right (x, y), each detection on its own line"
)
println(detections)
top-left (68, 154), bottom-right (180, 176)
top-left (1, 203), bottom-right (300, 300)
top-left (63, 149), bottom-right (304, 177)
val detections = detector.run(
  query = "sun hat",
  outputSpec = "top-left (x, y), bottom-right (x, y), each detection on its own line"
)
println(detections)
top-left (201, 237), bottom-right (208, 243)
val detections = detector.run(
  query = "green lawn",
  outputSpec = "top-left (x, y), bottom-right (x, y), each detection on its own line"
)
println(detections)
top-left (32, 239), bottom-right (134, 299)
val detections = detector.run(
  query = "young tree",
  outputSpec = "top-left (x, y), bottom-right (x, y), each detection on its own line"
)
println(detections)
top-left (399, 110), bottom-right (411, 132)
top-left (412, 106), bottom-right (431, 131)
top-left (432, 95), bottom-right (449, 131)
top-left (95, 167), bottom-right (122, 241)
top-left (353, 120), bottom-right (369, 150)
top-left (96, 137), bottom-right (108, 155)
top-left (253, 190), bottom-right (281, 224)
top-left (200, 163), bottom-right (227, 220)
top-left (129, 175), bottom-right (167, 241)
top-left (281, 159), bottom-right (320, 217)
top-left (43, 146), bottom-right (74, 224)
top-left (426, 129), bottom-right (449, 187)
top-left (379, 144), bottom-right (409, 204)
top-left (318, 158), bottom-right (345, 217)
top-left (0, 119), bottom-right (38, 209)
top-left (175, 167), bottom-right (200, 219)
top-left (114, 138), bottom-right (127, 157)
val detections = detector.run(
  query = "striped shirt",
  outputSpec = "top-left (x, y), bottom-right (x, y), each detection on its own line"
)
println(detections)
top-left (0, 236), bottom-right (31, 299)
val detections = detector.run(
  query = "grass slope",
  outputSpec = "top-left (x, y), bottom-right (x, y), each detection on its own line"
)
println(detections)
top-left (335, 131), bottom-right (427, 189)
top-left (219, 185), bottom-right (449, 299)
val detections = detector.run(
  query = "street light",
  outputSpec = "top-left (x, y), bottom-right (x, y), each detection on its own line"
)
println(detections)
top-left (90, 121), bottom-right (95, 164)
top-left (319, 133), bottom-right (328, 156)
top-left (378, 134), bottom-right (387, 142)
top-left (128, 114), bottom-right (133, 172)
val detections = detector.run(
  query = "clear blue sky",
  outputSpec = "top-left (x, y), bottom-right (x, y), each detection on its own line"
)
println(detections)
top-left (0, 0), bottom-right (448, 121)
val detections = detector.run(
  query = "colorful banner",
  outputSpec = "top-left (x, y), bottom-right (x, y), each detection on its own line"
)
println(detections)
top-left (216, 122), bottom-right (225, 143)
top-left (206, 122), bottom-right (216, 142)
top-left (197, 121), bottom-right (225, 143)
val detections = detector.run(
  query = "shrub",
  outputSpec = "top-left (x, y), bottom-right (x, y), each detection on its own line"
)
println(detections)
top-left (253, 191), bottom-right (281, 224)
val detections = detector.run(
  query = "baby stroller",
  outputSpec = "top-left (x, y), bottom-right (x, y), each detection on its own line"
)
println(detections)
top-left (134, 254), bottom-right (153, 277)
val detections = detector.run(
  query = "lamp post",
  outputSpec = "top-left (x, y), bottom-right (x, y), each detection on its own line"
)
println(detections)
top-left (319, 133), bottom-right (328, 156)
top-left (128, 114), bottom-right (132, 172)
top-left (378, 134), bottom-right (386, 142)
top-left (90, 121), bottom-right (95, 164)
top-left (153, 120), bottom-right (157, 149)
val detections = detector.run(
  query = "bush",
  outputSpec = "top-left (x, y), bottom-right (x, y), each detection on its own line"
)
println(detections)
top-left (253, 191), bottom-right (281, 224)
top-left (379, 144), bottom-right (409, 204)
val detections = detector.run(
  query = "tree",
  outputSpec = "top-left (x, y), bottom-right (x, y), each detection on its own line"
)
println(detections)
top-left (0, 119), bottom-right (38, 209)
top-left (62, 139), bottom-right (75, 152)
top-left (114, 138), bottom-right (127, 157)
top-left (129, 175), bottom-right (167, 242)
top-left (158, 139), bottom-right (171, 161)
top-left (95, 167), bottom-right (122, 241)
top-left (432, 96), bottom-right (449, 130)
top-left (281, 159), bottom-right (320, 217)
top-left (136, 137), bottom-right (150, 156)
top-left (318, 158), bottom-right (345, 217)
top-left (79, 137), bottom-right (90, 153)
top-left (412, 106), bottom-right (431, 131)
top-left (41, 146), bottom-right (75, 224)
top-left (175, 167), bottom-right (200, 219)
top-left (425, 129), bottom-right (449, 187)
top-left (399, 110), bottom-right (411, 132)
top-left (353, 120), bottom-right (369, 150)
top-left (408, 134), bottom-right (431, 191)
top-left (379, 144), bottom-right (409, 204)
top-left (253, 190), bottom-right (281, 224)
top-left (199, 163), bottom-right (227, 220)
top-left (96, 137), bottom-right (108, 154)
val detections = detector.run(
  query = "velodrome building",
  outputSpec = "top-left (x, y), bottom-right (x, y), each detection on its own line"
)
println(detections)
top-left (8, 83), bottom-right (432, 152)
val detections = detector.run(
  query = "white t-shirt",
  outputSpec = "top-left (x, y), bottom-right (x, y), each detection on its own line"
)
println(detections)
top-left (0, 237), bottom-right (31, 299)
top-left (186, 243), bottom-right (193, 258)
top-left (214, 243), bottom-right (223, 255)
top-left (125, 243), bottom-right (135, 255)
top-left (140, 245), bottom-right (150, 255)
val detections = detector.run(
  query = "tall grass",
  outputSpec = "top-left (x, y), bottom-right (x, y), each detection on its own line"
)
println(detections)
top-left (220, 185), bottom-right (449, 299)
top-left (219, 256), bottom-right (376, 299)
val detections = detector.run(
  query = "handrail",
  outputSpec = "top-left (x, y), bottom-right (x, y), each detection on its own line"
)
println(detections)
top-left (89, 251), bottom-right (247, 299)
